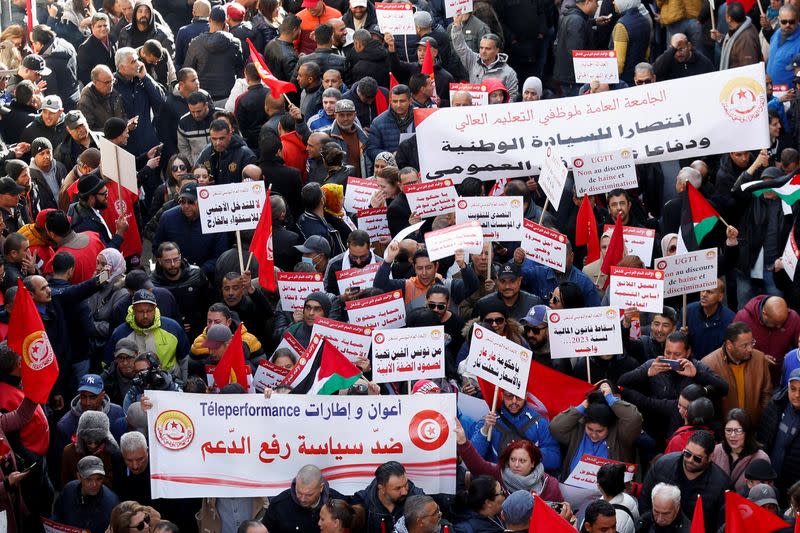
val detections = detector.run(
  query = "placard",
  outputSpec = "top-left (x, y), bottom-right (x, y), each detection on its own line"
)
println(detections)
top-left (405, 179), bottom-right (458, 217)
top-left (548, 307), bottom-right (623, 359)
top-left (252, 360), bottom-right (291, 392)
top-left (42, 518), bottom-right (88, 533)
top-left (465, 324), bottom-right (532, 397)
top-left (345, 290), bottom-right (406, 330)
top-left (197, 182), bottom-right (267, 234)
top-left (572, 50), bottom-right (620, 84)
top-left (335, 262), bottom-right (381, 294)
top-left (274, 332), bottom-right (304, 361)
top-left (571, 148), bottom-right (638, 196)
top-left (392, 221), bottom-right (425, 243)
top-left (608, 266), bottom-right (664, 313)
top-left (445, 0), bottom-right (473, 17)
top-left (375, 2), bottom-right (415, 34)
top-left (564, 454), bottom-right (636, 490)
top-left (147, 391), bottom-right (457, 497)
top-left (539, 146), bottom-right (567, 210)
top-left (782, 228), bottom-right (799, 281)
top-left (603, 225), bottom-right (655, 266)
top-left (276, 272), bottom-right (325, 312)
top-left (310, 317), bottom-right (372, 362)
top-left (357, 207), bottom-right (391, 242)
top-left (372, 326), bottom-right (446, 383)
top-left (654, 248), bottom-right (718, 297)
top-left (424, 220), bottom-right (484, 262)
top-left (449, 82), bottom-right (488, 106)
top-left (520, 219), bottom-right (568, 272)
top-left (454, 196), bottom-right (523, 241)
top-left (344, 177), bottom-right (379, 214)
top-left (98, 136), bottom-right (138, 194)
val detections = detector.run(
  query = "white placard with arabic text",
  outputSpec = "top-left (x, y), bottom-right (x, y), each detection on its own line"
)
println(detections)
top-left (375, 2), bottom-right (415, 34)
top-left (608, 266), bottom-right (664, 313)
top-left (197, 182), bottom-right (267, 234)
top-left (548, 307), bottom-right (623, 359)
top-left (344, 177), bottom-right (379, 214)
top-left (604, 225), bottom-right (655, 267)
top-left (345, 290), bottom-right (406, 330)
top-left (371, 326), bottom-right (446, 383)
top-left (424, 220), bottom-right (484, 262)
top-left (654, 248), bottom-right (718, 297)
top-left (564, 454), bottom-right (636, 490)
top-left (539, 146), bottom-right (568, 210)
top-left (572, 50), bottom-right (620, 84)
top-left (445, 0), bottom-right (473, 17)
top-left (405, 179), bottom-right (458, 218)
top-left (521, 219), bottom-right (568, 272)
top-left (449, 82), bottom-right (488, 106)
top-left (277, 272), bottom-right (325, 312)
top-left (310, 317), bottom-right (373, 362)
top-left (465, 324), bottom-right (532, 397)
top-left (454, 196), bottom-right (523, 241)
top-left (782, 229), bottom-right (799, 281)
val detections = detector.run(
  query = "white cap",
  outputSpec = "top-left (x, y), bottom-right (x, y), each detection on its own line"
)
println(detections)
top-left (350, 0), bottom-right (367, 6)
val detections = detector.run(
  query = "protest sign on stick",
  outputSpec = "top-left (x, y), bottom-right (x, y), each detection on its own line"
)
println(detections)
top-left (372, 326), bottom-right (446, 383)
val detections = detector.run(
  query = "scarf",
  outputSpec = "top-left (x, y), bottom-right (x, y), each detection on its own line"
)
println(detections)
top-left (391, 109), bottom-right (414, 133)
top-left (501, 463), bottom-right (546, 494)
top-left (100, 247), bottom-right (126, 279)
top-left (341, 250), bottom-right (376, 270)
top-left (720, 17), bottom-right (752, 70)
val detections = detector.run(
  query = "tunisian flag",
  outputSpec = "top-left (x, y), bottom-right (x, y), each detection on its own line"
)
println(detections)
top-left (8, 279), bottom-right (59, 403)
top-left (246, 38), bottom-right (296, 98)
top-left (689, 495), bottom-right (704, 533)
top-left (248, 188), bottom-right (276, 291)
top-left (531, 495), bottom-right (575, 532)
top-left (212, 324), bottom-right (248, 389)
top-left (575, 195), bottom-right (600, 264)
top-left (421, 41), bottom-right (439, 106)
top-left (725, 491), bottom-right (789, 533)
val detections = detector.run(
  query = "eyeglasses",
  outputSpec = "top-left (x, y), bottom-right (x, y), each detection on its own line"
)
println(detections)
top-left (724, 427), bottom-right (745, 435)
top-left (427, 302), bottom-right (447, 311)
top-left (494, 487), bottom-right (509, 498)
top-left (130, 514), bottom-right (150, 531)
top-left (682, 450), bottom-right (705, 464)
top-left (95, 190), bottom-right (109, 197)
top-left (634, 78), bottom-right (654, 85)
top-left (484, 317), bottom-right (505, 326)
top-left (172, 164), bottom-right (187, 171)
top-left (178, 198), bottom-right (195, 205)
top-left (781, 18), bottom-right (797, 24)
top-left (422, 507), bottom-right (442, 519)
top-left (524, 325), bottom-right (547, 334)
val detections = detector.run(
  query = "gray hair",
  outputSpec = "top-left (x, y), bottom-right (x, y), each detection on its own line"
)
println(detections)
top-left (90, 64), bottom-right (113, 81)
top-left (652, 483), bottom-right (681, 507)
top-left (634, 62), bottom-right (654, 75)
top-left (353, 28), bottom-right (371, 45)
top-left (676, 166), bottom-right (703, 189)
top-left (322, 87), bottom-right (342, 99)
top-left (404, 495), bottom-right (436, 524)
top-left (296, 464), bottom-right (323, 486)
top-left (120, 431), bottom-right (148, 453)
top-left (614, 0), bottom-right (641, 11)
top-left (115, 47), bottom-right (137, 69)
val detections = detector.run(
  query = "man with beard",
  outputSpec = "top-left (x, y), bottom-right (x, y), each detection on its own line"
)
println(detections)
top-left (365, 85), bottom-right (414, 163)
top-left (262, 465), bottom-right (347, 533)
top-left (55, 110), bottom-right (99, 171)
top-left (424, 285), bottom-right (465, 360)
top-left (622, 306), bottom-right (677, 363)
top-left (68, 171), bottom-right (128, 249)
top-left (521, 304), bottom-right (572, 373)
top-left (117, 0), bottom-right (174, 54)
top-left (352, 462), bottom-right (424, 533)
top-left (150, 241), bottom-right (210, 338)
top-left (28, 138), bottom-right (67, 213)
top-left (217, 272), bottom-right (272, 345)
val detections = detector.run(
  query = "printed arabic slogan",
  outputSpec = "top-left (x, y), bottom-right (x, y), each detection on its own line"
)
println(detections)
top-left (416, 64), bottom-right (769, 183)
top-left (147, 392), bottom-right (457, 497)
top-left (548, 307), bottom-right (623, 359)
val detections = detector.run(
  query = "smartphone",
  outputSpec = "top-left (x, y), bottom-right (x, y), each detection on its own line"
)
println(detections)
top-left (98, 270), bottom-right (109, 284)
top-left (663, 359), bottom-right (682, 371)
top-left (155, 143), bottom-right (164, 156)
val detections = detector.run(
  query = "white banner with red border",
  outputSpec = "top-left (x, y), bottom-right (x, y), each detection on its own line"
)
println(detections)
top-left (405, 179), bottom-right (458, 217)
top-left (521, 219), bottom-right (568, 272)
top-left (571, 148), bottom-right (638, 196)
top-left (654, 248), bottom-right (718, 297)
top-left (277, 272), bottom-right (325, 312)
top-left (310, 317), bottom-right (373, 362)
top-left (449, 82), bottom-right (488, 106)
top-left (335, 262), bottom-right (381, 295)
top-left (572, 50), bottom-right (619, 84)
top-left (424, 220), bottom-right (484, 262)
top-left (345, 290), bottom-right (406, 329)
top-left (357, 207), bottom-right (391, 242)
top-left (465, 324), bottom-right (532, 397)
top-left (564, 454), bottom-right (637, 490)
top-left (375, 2), bottom-right (415, 34)
top-left (454, 196), bottom-right (523, 241)
top-left (344, 177), bottom-right (379, 214)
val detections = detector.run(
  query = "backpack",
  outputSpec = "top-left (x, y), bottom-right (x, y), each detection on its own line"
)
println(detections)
top-left (497, 410), bottom-right (542, 453)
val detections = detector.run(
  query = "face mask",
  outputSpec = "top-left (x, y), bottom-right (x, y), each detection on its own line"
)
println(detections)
top-left (302, 256), bottom-right (316, 265)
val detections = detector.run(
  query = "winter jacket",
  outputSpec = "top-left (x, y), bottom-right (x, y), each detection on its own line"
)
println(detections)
top-left (350, 39), bottom-right (391, 88)
top-left (112, 72), bottom-right (165, 155)
top-left (154, 88), bottom-right (189, 159)
top-left (40, 37), bottom-right (81, 111)
top-left (195, 133), bottom-right (256, 184)
top-left (0, 101), bottom-right (36, 144)
top-left (177, 108), bottom-right (216, 163)
top-left (701, 346), bottom-right (773, 424)
top-left (152, 205), bottom-right (229, 278)
top-left (174, 17), bottom-right (209, 68)
top-left (758, 386), bottom-right (800, 492)
top-left (388, 53), bottom-right (455, 107)
top-left (634, 511), bottom-right (692, 533)
top-left (52, 480), bottom-right (119, 533)
top-left (550, 398), bottom-right (643, 479)
top-left (294, 47), bottom-right (350, 84)
top-left (184, 30), bottom-right (244, 100)
top-left (20, 114), bottom-right (67, 147)
top-left (655, 0), bottom-right (702, 26)
top-left (614, 8), bottom-right (651, 84)
top-left (446, 13), bottom-right (490, 53)
top-left (262, 478), bottom-right (347, 533)
top-left (684, 302), bottom-right (735, 360)
top-left (520, 260), bottom-right (601, 308)
top-left (235, 84), bottom-right (270, 150)
top-left (117, 1), bottom-right (175, 54)
top-left (68, 200), bottom-right (124, 250)
top-left (452, 512), bottom-right (504, 533)
top-left (0, 381), bottom-right (49, 457)
top-left (191, 321), bottom-right (264, 363)
top-left (76, 34), bottom-right (116, 85)
top-left (451, 23), bottom-right (519, 101)
top-left (365, 109), bottom-right (415, 162)
top-left (263, 38), bottom-right (299, 84)
top-left (229, 20), bottom-right (260, 59)
top-left (652, 47), bottom-right (715, 81)
top-left (150, 259), bottom-right (210, 337)
top-left (296, 210), bottom-right (346, 257)
top-left (720, 19), bottom-right (762, 69)
top-left (259, 155), bottom-right (304, 217)
top-left (77, 84), bottom-right (127, 132)
top-left (734, 294), bottom-right (800, 374)
top-left (342, 1), bottom-right (377, 30)
top-left (352, 477), bottom-right (425, 533)
top-left (54, 395), bottom-right (125, 464)
top-left (553, 7), bottom-right (594, 84)
top-left (342, 82), bottom-right (389, 131)
top-left (710, 444), bottom-right (771, 492)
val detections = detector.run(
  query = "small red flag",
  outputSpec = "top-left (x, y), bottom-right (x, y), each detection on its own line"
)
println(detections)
top-left (599, 214), bottom-right (625, 287)
top-left (530, 495), bottom-right (575, 532)
top-left (575, 195), bottom-right (600, 264)
top-left (389, 72), bottom-right (399, 90)
top-left (725, 491), bottom-right (790, 533)
top-left (689, 495), bottom-right (704, 533)
top-left (248, 188), bottom-right (276, 291)
top-left (8, 279), bottom-right (59, 404)
top-left (25, 0), bottom-right (37, 38)
top-left (212, 323), bottom-right (248, 389)
top-left (246, 38), bottom-right (297, 98)
top-left (421, 41), bottom-right (439, 105)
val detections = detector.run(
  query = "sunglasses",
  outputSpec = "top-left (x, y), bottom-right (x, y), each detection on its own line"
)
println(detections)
top-left (484, 317), bottom-right (505, 326)
top-left (781, 18), bottom-right (797, 24)
top-left (427, 302), bottom-right (447, 311)
top-left (524, 325), bottom-right (546, 334)
top-left (172, 164), bottom-right (187, 171)
top-left (634, 79), bottom-right (654, 85)
top-left (682, 450), bottom-right (705, 464)
top-left (130, 514), bottom-right (150, 531)
top-left (178, 198), bottom-right (195, 205)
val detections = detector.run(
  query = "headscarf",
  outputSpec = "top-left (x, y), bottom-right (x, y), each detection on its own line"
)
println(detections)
top-left (523, 76), bottom-right (543, 98)
top-left (661, 233), bottom-right (678, 257)
top-left (321, 183), bottom-right (345, 217)
top-left (99, 248), bottom-right (126, 280)
top-left (374, 152), bottom-right (397, 168)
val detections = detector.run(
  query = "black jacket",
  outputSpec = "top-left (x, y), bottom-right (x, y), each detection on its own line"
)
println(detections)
top-left (117, 0), bottom-right (175, 54)
top-left (0, 101), bottom-right (36, 144)
top-left (235, 84), bottom-right (270, 150)
top-left (68, 200), bottom-right (124, 249)
top-left (758, 386), bottom-right (800, 493)
top-left (76, 34), bottom-right (116, 85)
top-left (259, 155), bottom-right (304, 217)
top-left (341, 2), bottom-right (377, 29)
top-left (150, 259), bottom-right (211, 338)
top-left (342, 82), bottom-right (389, 130)
top-left (553, 7), bottom-right (594, 83)
top-left (154, 89), bottom-right (189, 159)
top-left (652, 48), bottom-right (714, 81)
top-left (184, 30), bottom-right (244, 100)
top-left (294, 47), bottom-right (350, 83)
top-left (40, 37), bottom-right (81, 110)
top-left (263, 38), bottom-right (299, 84)
top-left (229, 20), bottom-right (260, 58)
top-left (350, 39), bottom-right (391, 88)
top-left (20, 114), bottom-right (67, 147)
top-left (388, 52), bottom-right (454, 107)
top-left (196, 133), bottom-right (257, 184)
top-left (635, 511), bottom-right (691, 533)
top-left (262, 479), bottom-right (347, 533)
top-left (273, 224), bottom-right (302, 273)
top-left (351, 477), bottom-right (425, 533)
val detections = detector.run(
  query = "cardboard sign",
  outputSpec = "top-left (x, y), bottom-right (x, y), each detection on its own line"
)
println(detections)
top-left (252, 360), bottom-right (290, 392)
top-left (42, 518), bottom-right (89, 533)
top-left (335, 262), bottom-right (381, 295)
top-left (97, 136), bottom-right (138, 194)
top-left (465, 324), bottom-right (532, 397)
top-left (372, 326), bottom-right (446, 383)
top-left (520, 219), bottom-right (568, 272)
top-left (571, 148), bottom-right (638, 196)
top-left (273, 332), bottom-right (305, 361)
top-left (445, 0), bottom-right (473, 17)
top-left (357, 207), bottom-right (391, 242)
top-left (548, 307), bottom-right (623, 359)
top-left (424, 220), bottom-right (484, 262)
top-left (205, 364), bottom-right (254, 392)
top-left (608, 266), bottom-right (664, 313)
top-left (654, 248), bottom-right (718, 297)
top-left (564, 454), bottom-right (636, 490)
top-left (454, 196), bottom-right (524, 241)
top-left (310, 317), bottom-right (372, 362)
top-left (405, 179), bottom-right (458, 217)
top-left (449, 82), bottom-right (488, 106)
top-left (539, 146), bottom-right (567, 210)
top-left (572, 50), bottom-right (620, 84)
top-left (276, 272), bottom-right (325, 312)
top-left (782, 228), bottom-right (800, 281)
top-left (603, 225), bottom-right (655, 267)
top-left (376, 2), bottom-right (415, 34)
top-left (345, 290), bottom-right (406, 330)
top-left (197, 182), bottom-right (267, 234)
top-left (344, 177), bottom-right (379, 214)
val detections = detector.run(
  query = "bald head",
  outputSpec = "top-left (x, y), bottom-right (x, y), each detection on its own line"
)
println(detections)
top-left (451, 90), bottom-right (473, 107)
top-left (242, 164), bottom-right (263, 181)
top-left (670, 33), bottom-right (688, 48)
top-left (762, 297), bottom-right (790, 329)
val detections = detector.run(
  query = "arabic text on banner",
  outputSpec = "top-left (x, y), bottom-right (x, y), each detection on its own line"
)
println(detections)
top-left (548, 307), bottom-right (623, 359)
top-left (371, 326), bottom-right (446, 383)
top-left (608, 266), bottom-right (664, 314)
top-left (197, 182), bottom-right (267, 234)
top-left (465, 324), bottom-right (532, 397)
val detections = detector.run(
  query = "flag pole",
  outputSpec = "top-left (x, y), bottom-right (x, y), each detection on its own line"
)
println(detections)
top-left (486, 241), bottom-right (492, 282)
top-left (682, 294), bottom-right (688, 328)
top-left (586, 356), bottom-right (592, 384)
top-left (538, 199), bottom-right (549, 225)
top-left (244, 184), bottom-right (271, 272)
top-left (236, 230), bottom-right (245, 273)
top-left (487, 385), bottom-right (499, 442)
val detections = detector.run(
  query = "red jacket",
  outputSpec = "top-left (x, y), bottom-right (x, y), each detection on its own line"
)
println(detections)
top-left (664, 425), bottom-right (708, 455)
top-left (280, 131), bottom-right (308, 183)
top-left (0, 381), bottom-right (50, 456)
top-left (48, 231), bottom-right (107, 283)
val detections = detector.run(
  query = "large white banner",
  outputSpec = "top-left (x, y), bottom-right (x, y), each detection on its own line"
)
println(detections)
top-left (416, 64), bottom-right (769, 182)
top-left (148, 392), bottom-right (457, 497)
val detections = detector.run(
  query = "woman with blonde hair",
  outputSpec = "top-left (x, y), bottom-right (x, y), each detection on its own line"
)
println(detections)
top-left (0, 41), bottom-right (22, 69)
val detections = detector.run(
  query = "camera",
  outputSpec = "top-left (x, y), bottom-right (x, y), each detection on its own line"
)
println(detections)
top-left (347, 383), bottom-right (369, 395)
top-left (132, 353), bottom-right (167, 390)
top-left (547, 502), bottom-right (563, 513)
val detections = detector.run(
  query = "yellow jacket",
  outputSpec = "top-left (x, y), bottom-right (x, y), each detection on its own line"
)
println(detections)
top-left (655, 0), bottom-right (702, 26)
top-left (191, 323), bottom-right (264, 358)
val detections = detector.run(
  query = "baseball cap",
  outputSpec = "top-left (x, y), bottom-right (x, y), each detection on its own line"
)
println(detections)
top-left (335, 99), bottom-right (356, 113)
top-left (114, 338), bottom-right (138, 359)
top-left (78, 373), bottom-right (104, 395)
top-left (209, 5), bottom-right (226, 22)
top-left (418, 36), bottom-right (439, 49)
top-left (789, 368), bottom-right (800, 383)
top-left (178, 182), bottom-right (198, 201)
top-left (0, 176), bottom-right (25, 196)
top-left (748, 484), bottom-right (779, 507)
top-left (521, 305), bottom-right (550, 328)
top-left (202, 324), bottom-right (233, 349)
top-left (502, 491), bottom-right (534, 525)
top-left (350, 0), bottom-right (367, 6)
top-left (22, 54), bottom-right (51, 75)
top-left (497, 262), bottom-right (521, 280)
top-left (226, 2), bottom-right (245, 20)
top-left (131, 289), bottom-right (157, 306)
top-left (411, 379), bottom-right (441, 395)
top-left (302, 0), bottom-right (321, 7)
top-left (295, 235), bottom-right (331, 256)
top-left (41, 95), bottom-right (62, 112)
top-left (64, 110), bottom-right (88, 130)
top-left (77, 455), bottom-right (106, 478)
top-left (744, 459), bottom-right (777, 481)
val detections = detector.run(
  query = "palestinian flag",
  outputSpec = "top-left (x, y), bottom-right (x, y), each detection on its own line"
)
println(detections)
top-left (282, 335), bottom-right (361, 395)
top-left (679, 183), bottom-right (721, 251)
top-left (749, 170), bottom-right (800, 205)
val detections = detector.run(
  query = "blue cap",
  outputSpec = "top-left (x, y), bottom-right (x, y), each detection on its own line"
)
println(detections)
top-left (209, 5), bottom-right (226, 22)
top-left (788, 368), bottom-right (800, 383)
top-left (502, 490), bottom-right (533, 524)
top-left (78, 374), bottom-right (104, 395)
top-left (521, 305), bottom-right (550, 327)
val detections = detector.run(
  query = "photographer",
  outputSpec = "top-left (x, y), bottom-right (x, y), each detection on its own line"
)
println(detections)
top-left (122, 352), bottom-right (181, 413)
